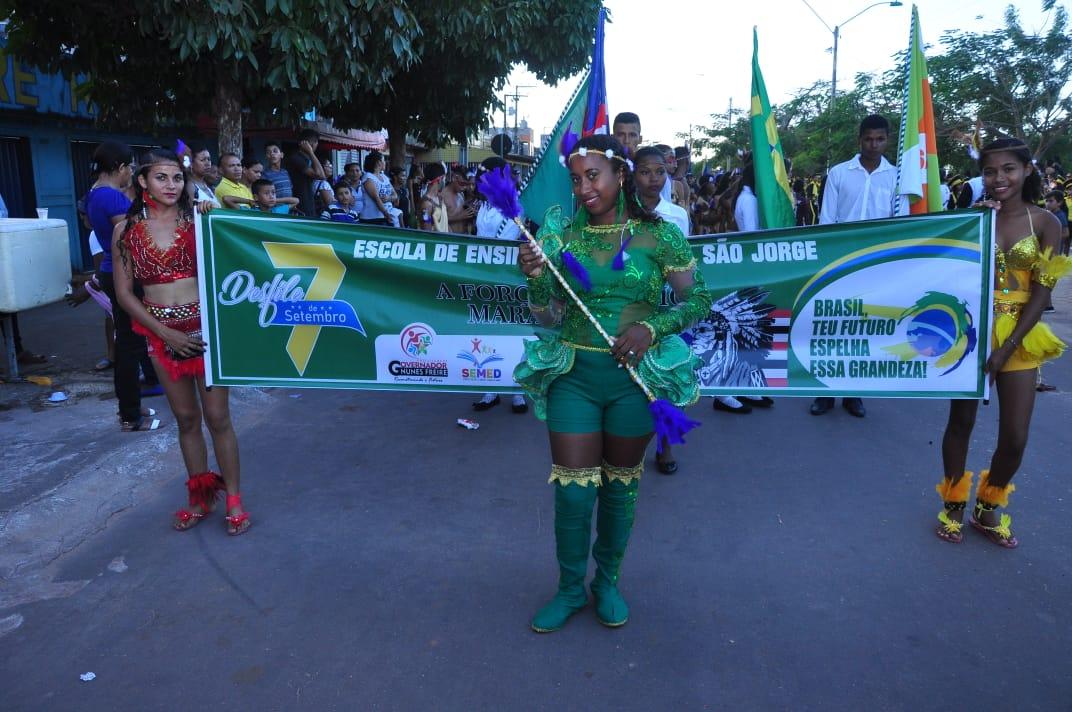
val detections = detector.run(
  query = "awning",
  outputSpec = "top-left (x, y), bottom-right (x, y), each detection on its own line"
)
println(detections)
top-left (318, 128), bottom-right (387, 151)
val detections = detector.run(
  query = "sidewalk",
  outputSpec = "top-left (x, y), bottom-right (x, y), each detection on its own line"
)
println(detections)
top-left (0, 298), bottom-right (281, 592)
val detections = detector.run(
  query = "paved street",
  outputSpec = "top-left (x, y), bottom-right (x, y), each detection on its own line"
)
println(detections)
top-left (2, 292), bottom-right (1072, 711)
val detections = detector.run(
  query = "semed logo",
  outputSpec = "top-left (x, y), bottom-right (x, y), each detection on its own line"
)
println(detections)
top-left (457, 337), bottom-right (505, 381)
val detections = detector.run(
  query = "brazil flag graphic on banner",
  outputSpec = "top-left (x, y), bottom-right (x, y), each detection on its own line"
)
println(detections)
top-left (198, 209), bottom-right (993, 399)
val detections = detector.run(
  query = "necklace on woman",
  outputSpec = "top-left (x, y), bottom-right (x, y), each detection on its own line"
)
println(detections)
top-left (582, 219), bottom-right (634, 261)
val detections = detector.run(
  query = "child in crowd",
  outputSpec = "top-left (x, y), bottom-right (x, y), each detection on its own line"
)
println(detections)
top-left (321, 183), bottom-right (361, 223)
top-left (251, 179), bottom-right (299, 214)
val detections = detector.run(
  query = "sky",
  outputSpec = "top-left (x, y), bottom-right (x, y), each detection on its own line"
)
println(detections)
top-left (495, 0), bottom-right (1066, 150)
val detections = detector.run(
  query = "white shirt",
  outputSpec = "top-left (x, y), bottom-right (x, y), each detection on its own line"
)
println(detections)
top-left (660, 175), bottom-right (673, 203)
top-left (819, 154), bottom-right (897, 224)
top-left (359, 173), bottom-right (394, 220)
top-left (193, 182), bottom-right (221, 208)
top-left (733, 185), bottom-right (759, 233)
top-left (655, 197), bottom-right (689, 236)
top-left (968, 176), bottom-right (984, 204)
top-left (475, 203), bottom-right (522, 240)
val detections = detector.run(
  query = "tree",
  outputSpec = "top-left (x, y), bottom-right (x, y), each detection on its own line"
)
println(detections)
top-left (927, 4), bottom-right (1072, 158)
top-left (0, 0), bottom-right (422, 153)
top-left (688, 2), bottom-right (1072, 177)
top-left (323, 0), bottom-right (602, 168)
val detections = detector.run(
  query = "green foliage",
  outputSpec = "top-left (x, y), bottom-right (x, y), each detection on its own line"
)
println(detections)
top-left (689, 3), bottom-right (1071, 177)
top-left (324, 0), bottom-right (602, 154)
top-left (0, 0), bottom-right (421, 132)
top-left (928, 4), bottom-right (1072, 157)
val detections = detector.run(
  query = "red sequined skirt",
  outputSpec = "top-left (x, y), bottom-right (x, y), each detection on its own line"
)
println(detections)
top-left (132, 300), bottom-right (205, 381)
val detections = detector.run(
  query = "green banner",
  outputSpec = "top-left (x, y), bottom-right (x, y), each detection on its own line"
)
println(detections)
top-left (197, 209), bottom-right (993, 398)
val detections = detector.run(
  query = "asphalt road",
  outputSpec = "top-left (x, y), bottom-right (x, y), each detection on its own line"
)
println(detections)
top-left (2, 299), bottom-right (1071, 711)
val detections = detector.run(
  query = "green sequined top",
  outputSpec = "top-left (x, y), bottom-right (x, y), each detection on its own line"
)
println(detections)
top-left (525, 207), bottom-right (712, 349)
top-left (515, 208), bottom-right (712, 418)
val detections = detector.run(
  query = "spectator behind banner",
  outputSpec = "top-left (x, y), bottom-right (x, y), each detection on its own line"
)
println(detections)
top-left (262, 142), bottom-right (293, 199)
top-left (321, 183), bottom-right (361, 223)
top-left (810, 113), bottom-right (897, 419)
top-left (251, 178), bottom-right (298, 214)
top-left (612, 111), bottom-right (642, 157)
top-left (442, 165), bottom-right (475, 233)
top-left (359, 151), bottom-right (399, 226)
top-left (312, 161), bottom-right (335, 218)
top-left (418, 162), bottom-right (450, 232)
top-left (187, 145), bottom-right (220, 208)
top-left (214, 153), bottom-right (255, 209)
top-left (390, 168), bottom-right (411, 228)
top-left (633, 146), bottom-right (689, 235)
top-left (287, 129), bottom-right (328, 216)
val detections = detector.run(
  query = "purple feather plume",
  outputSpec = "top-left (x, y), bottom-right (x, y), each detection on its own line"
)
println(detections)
top-left (559, 121), bottom-right (580, 163)
top-left (612, 234), bottom-right (633, 270)
top-left (561, 250), bottom-right (592, 291)
top-left (477, 167), bottom-right (522, 220)
top-left (649, 399), bottom-right (702, 453)
top-left (176, 138), bottom-right (188, 155)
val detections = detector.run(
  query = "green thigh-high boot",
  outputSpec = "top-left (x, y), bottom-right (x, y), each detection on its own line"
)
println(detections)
top-left (590, 462), bottom-right (641, 627)
top-left (531, 466), bottom-right (601, 633)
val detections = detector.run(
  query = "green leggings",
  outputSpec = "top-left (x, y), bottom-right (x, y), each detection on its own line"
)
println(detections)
top-left (546, 349), bottom-right (653, 436)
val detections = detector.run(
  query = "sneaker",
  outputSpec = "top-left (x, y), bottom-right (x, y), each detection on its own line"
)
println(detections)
top-left (511, 395), bottom-right (529, 414)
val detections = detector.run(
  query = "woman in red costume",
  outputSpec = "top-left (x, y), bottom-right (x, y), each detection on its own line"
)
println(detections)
top-left (112, 147), bottom-right (250, 535)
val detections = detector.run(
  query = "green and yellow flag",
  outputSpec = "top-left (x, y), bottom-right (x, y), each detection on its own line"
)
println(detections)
top-left (750, 28), bottom-right (795, 229)
top-left (895, 5), bottom-right (942, 214)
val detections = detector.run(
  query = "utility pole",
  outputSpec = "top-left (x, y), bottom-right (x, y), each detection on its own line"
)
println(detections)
top-left (508, 85), bottom-right (534, 153)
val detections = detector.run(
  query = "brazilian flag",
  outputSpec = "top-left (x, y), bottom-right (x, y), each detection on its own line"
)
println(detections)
top-left (750, 28), bottom-right (795, 229)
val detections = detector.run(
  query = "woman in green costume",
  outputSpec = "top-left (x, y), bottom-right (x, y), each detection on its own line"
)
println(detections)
top-left (516, 135), bottom-right (712, 632)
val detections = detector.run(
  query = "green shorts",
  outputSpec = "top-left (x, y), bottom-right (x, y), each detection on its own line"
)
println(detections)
top-left (546, 349), bottom-right (653, 436)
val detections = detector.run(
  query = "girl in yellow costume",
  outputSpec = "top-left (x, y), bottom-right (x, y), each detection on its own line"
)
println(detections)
top-left (937, 138), bottom-right (1071, 548)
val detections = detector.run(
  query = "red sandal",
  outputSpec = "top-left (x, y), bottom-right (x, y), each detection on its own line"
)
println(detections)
top-left (225, 493), bottom-right (252, 536)
top-left (172, 472), bottom-right (224, 531)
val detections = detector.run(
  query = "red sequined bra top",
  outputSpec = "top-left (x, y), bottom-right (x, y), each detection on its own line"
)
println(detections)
top-left (125, 218), bottom-right (197, 285)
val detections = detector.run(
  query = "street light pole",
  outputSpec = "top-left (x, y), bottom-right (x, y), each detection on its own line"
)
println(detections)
top-left (801, 0), bottom-right (902, 108)
top-left (831, 25), bottom-right (839, 107)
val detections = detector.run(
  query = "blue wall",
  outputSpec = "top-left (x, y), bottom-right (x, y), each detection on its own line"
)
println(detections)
top-left (0, 117), bottom-right (168, 272)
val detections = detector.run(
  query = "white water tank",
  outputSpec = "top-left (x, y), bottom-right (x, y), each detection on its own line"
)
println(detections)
top-left (0, 219), bottom-right (73, 312)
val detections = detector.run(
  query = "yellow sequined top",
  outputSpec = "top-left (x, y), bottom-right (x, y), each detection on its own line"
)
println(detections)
top-left (995, 210), bottom-right (1061, 312)
top-left (992, 208), bottom-right (1072, 370)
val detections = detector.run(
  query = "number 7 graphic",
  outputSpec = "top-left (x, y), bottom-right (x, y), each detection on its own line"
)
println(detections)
top-left (263, 242), bottom-right (345, 375)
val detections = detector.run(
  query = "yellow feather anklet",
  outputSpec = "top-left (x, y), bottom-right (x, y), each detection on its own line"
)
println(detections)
top-left (935, 471), bottom-right (973, 504)
top-left (975, 469), bottom-right (1015, 508)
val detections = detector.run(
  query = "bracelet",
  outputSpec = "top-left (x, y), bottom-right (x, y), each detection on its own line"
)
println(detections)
top-left (529, 302), bottom-right (552, 313)
top-left (1005, 336), bottom-right (1020, 348)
